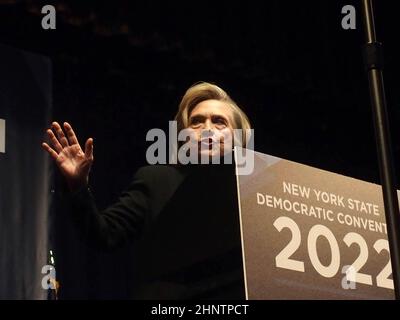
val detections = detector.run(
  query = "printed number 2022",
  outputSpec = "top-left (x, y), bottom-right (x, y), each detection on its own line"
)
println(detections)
top-left (273, 216), bottom-right (393, 290)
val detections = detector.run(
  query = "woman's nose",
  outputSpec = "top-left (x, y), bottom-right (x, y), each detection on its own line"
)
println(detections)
top-left (204, 119), bottom-right (213, 130)
top-left (201, 129), bottom-right (214, 139)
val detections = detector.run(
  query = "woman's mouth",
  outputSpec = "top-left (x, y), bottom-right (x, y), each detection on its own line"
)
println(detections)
top-left (200, 138), bottom-right (218, 147)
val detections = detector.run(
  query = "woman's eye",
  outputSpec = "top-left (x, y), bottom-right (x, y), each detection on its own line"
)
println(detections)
top-left (215, 118), bottom-right (227, 126)
top-left (190, 119), bottom-right (201, 127)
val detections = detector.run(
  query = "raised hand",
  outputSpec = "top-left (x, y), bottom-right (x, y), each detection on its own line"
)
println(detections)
top-left (42, 122), bottom-right (94, 191)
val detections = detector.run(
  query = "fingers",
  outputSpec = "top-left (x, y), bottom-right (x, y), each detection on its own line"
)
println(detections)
top-left (63, 122), bottom-right (79, 146)
top-left (52, 122), bottom-right (69, 148)
top-left (84, 138), bottom-right (94, 160)
top-left (41, 142), bottom-right (59, 160)
top-left (46, 128), bottom-right (63, 153)
top-left (43, 122), bottom-right (91, 161)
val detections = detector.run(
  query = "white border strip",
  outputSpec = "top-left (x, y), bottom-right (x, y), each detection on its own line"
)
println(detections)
top-left (0, 119), bottom-right (5, 154)
top-left (234, 147), bottom-right (249, 300)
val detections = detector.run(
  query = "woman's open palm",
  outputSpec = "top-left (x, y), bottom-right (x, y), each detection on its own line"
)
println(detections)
top-left (42, 122), bottom-right (93, 190)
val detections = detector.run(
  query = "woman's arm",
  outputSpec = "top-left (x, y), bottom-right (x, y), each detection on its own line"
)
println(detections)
top-left (63, 168), bottom-right (149, 250)
top-left (43, 122), bottom-right (148, 250)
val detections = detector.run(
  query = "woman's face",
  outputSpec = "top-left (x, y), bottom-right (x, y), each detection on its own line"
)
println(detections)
top-left (187, 99), bottom-right (235, 159)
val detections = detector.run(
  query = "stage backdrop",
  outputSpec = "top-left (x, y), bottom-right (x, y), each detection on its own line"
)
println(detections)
top-left (0, 44), bottom-right (52, 299)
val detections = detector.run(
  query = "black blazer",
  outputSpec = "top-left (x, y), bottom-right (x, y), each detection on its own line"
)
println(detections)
top-left (64, 163), bottom-right (245, 299)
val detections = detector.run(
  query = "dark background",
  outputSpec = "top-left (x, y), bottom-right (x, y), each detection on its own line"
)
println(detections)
top-left (1, 0), bottom-right (399, 299)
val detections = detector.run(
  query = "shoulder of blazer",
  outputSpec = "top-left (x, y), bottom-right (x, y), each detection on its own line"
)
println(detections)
top-left (133, 164), bottom-right (188, 185)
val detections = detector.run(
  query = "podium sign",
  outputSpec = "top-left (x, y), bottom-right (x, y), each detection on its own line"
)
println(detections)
top-left (235, 149), bottom-right (395, 299)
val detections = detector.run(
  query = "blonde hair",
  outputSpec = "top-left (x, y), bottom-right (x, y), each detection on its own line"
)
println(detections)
top-left (174, 82), bottom-right (252, 147)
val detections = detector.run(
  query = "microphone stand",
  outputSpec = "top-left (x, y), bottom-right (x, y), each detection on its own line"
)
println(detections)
top-left (361, 0), bottom-right (400, 299)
